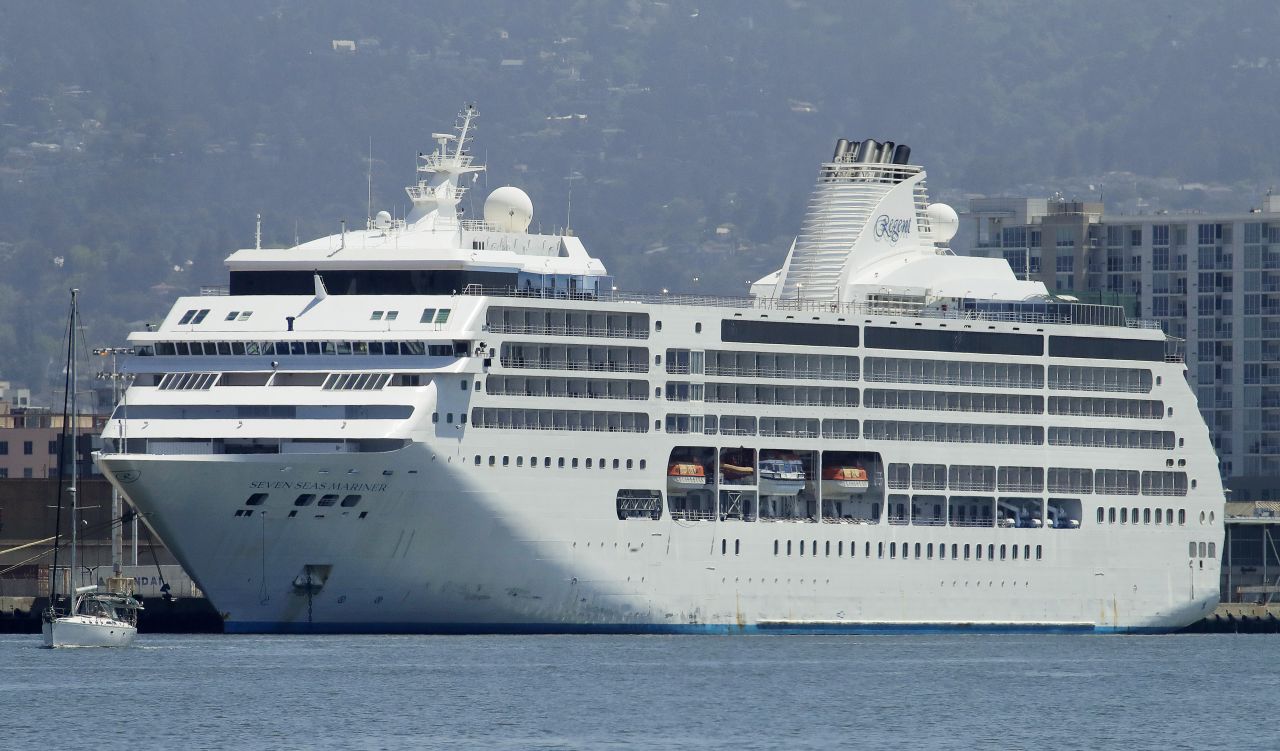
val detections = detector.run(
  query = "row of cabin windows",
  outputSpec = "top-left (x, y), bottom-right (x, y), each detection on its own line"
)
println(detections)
top-left (147, 340), bottom-right (455, 357)
top-left (487, 374), bottom-right (650, 401)
top-left (1096, 506), bottom-right (1194, 525)
top-left (432, 412), bottom-right (466, 425)
top-left (887, 463), bottom-right (1192, 496)
top-left (772, 538), bottom-right (1044, 561)
top-left (475, 454), bottom-right (649, 471)
top-left (470, 407), bottom-right (649, 433)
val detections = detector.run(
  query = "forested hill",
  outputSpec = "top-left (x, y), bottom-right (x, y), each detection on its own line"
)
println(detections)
top-left (3, 0), bottom-right (1279, 400)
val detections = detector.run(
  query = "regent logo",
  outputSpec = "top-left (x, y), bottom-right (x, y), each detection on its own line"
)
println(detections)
top-left (115, 470), bottom-right (141, 484)
top-left (874, 215), bottom-right (912, 244)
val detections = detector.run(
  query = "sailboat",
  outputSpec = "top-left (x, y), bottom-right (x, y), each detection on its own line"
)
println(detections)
top-left (41, 289), bottom-right (142, 648)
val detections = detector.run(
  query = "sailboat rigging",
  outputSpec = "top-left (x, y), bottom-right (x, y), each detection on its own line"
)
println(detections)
top-left (41, 289), bottom-right (142, 648)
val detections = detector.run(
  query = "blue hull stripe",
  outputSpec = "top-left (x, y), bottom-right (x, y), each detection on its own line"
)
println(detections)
top-left (224, 621), bottom-right (1180, 635)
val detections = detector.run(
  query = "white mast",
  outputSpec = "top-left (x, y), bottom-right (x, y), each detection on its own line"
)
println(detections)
top-left (404, 104), bottom-right (485, 228)
top-left (68, 289), bottom-right (79, 600)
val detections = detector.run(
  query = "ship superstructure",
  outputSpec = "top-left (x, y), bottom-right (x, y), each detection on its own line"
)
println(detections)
top-left (97, 109), bottom-right (1223, 633)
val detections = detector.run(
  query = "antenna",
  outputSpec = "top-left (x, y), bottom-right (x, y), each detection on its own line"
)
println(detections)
top-left (255, 213), bottom-right (261, 250)
top-left (367, 137), bottom-right (373, 228)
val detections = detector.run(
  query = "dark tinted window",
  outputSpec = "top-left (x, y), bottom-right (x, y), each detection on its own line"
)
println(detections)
top-left (1049, 335), bottom-right (1165, 362)
top-left (230, 269), bottom-right (517, 296)
top-left (721, 320), bottom-right (858, 348)
top-left (865, 327), bottom-right (1042, 356)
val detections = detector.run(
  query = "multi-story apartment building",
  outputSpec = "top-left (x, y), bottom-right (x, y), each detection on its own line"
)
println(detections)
top-left (0, 399), bottom-right (104, 479)
top-left (965, 194), bottom-right (1280, 501)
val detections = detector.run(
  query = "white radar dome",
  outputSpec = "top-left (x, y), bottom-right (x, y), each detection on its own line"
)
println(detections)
top-left (926, 202), bottom-right (959, 242)
top-left (484, 186), bottom-right (534, 233)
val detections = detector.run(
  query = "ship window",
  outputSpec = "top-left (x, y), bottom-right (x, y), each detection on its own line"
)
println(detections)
top-left (1024, 544), bottom-right (1030, 559)
top-left (964, 544), bottom-right (971, 560)
top-left (371, 311), bottom-right (384, 321)
top-left (1120, 508), bottom-right (1128, 524)
top-left (446, 413), bottom-right (454, 424)
top-left (488, 456), bottom-right (495, 466)
top-left (245, 493), bottom-right (268, 506)
top-left (571, 458), bottom-right (578, 468)
top-left (190, 309), bottom-right (210, 324)
top-left (774, 540), bottom-right (779, 556)
top-left (225, 311), bottom-right (239, 321)
top-left (1199, 542), bottom-right (1207, 557)
top-left (988, 544), bottom-right (995, 560)
top-left (502, 456), bottom-right (509, 466)
top-left (655, 321), bottom-right (663, 332)
top-left (294, 494), bottom-right (316, 507)
top-left (239, 311), bottom-right (252, 321)
top-left (474, 455), bottom-right (481, 465)
top-left (432, 412), bottom-right (439, 423)
top-left (435, 309), bottom-right (451, 324)
top-left (1036, 545), bottom-right (1042, 560)
top-left (695, 322), bottom-right (702, 333)
top-left (1144, 508), bottom-right (1152, 524)
top-left (386, 311), bottom-right (399, 321)
top-left (787, 541), bottom-right (792, 556)
top-left (516, 456), bottom-right (524, 467)
top-left (318, 494), bottom-right (340, 507)
top-left (735, 539), bottom-right (740, 556)
top-left (800, 541), bottom-right (805, 556)
top-left (336, 341), bottom-right (352, 355)
top-left (838, 541), bottom-right (844, 556)
top-left (1155, 508), bottom-right (1163, 524)
top-left (626, 459), bottom-right (633, 469)
top-left (1189, 541), bottom-right (1197, 557)
top-left (926, 543), bottom-right (933, 559)
top-left (825, 541), bottom-right (831, 557)
top-left (1108, 507), bottom-right (1117, 523)
top-left (640, 459), bottom-right (647, 469)
top-left (1096, 507), bottom-right (1104, 524)
top-left (1209, 542), bottom-right (1216, 558)
top-left (179, 309), bottom-right (197, 324)
top-left (421, 308), bottom-right (436, 323)
top-left (976, 545), bottom-right (983, 560)
top-left (914, 543), bottom-right (921, 559)
top-left (721, 540), bottom-right (727, 555)
top-left (586, 458), bottom-right (593, 468)
top-left (613, 459), bottom-right (620, 469)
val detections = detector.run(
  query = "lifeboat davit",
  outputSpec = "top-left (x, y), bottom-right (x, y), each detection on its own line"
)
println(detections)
top-left (822, 466), bottom-right (869, 497)
top-left (667, 463), bottom-right (706, 486)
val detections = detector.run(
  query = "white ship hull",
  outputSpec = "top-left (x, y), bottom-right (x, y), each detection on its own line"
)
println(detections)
top-left (93, 117), bottom-right (1225, 635)
top-left (101, 439), bottom-right (1220, 634)
top-left (42, 616), bottom-right (137, 648)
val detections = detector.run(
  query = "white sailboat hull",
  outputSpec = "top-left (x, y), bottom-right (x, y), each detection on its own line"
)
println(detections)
top-left (42, 615), bottom-right (137, 648)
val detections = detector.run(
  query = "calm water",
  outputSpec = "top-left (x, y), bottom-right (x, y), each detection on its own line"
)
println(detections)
top-left (0, 633), bottom-right (1274, 750)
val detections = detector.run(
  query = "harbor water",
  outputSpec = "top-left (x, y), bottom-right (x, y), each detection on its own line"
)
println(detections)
top-left (1, 633), bottom-right (1274, 750)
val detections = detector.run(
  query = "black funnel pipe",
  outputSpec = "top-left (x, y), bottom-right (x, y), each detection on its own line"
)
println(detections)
top-left (892, 144), bottom-right (912, 164)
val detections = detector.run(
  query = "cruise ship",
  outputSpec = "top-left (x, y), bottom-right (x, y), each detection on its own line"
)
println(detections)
top-left (98, 107), bottom-right (1224, 633)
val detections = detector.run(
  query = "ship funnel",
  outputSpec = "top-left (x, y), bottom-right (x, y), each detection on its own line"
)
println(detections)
top-left (878, 141), bottom-right (895, 163)
top-left (856, 139), bottom-right (879, 162)
top-left (892, 144), bottom-right (912, 165)
top-left (832, 139), bottom-right (850, 161)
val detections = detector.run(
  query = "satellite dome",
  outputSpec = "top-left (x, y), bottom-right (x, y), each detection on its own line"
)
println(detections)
top-left (484, 186), bottom-right (534, 233)
top-left (926, 203), bottom-right (959, 242)
top-left (374, 210), bottom-right (392, 229)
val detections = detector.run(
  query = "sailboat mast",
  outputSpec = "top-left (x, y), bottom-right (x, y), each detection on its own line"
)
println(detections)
top-left (68, 289), bottom-right (79, 599)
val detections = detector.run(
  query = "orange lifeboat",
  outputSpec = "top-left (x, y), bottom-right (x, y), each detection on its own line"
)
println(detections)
top-left (667, 462), bottom-right (707, 486)
top-left (822, 466), bottom-right (869, 495)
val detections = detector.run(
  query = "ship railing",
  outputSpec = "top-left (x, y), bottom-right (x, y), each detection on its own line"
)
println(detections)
top-left (485, 323), bottom-right (650, 340)
top-left (670, 509), bottom-right (718, 522)
top-left (910, 519), bottom-right (947, 527)
top-left (200, 285), bottom-right (230, 296)
top-left (499, 360), bottom-right (649, 373)
top-left (487, 390), bottom-right (649, 401)
top-left (864, 374), bottom-right (1042, 389)
top-left (460, 287), bottom-right (1160, 330)
top-left (821, 516), bottom-right (879, 525)
top-left (949, 519), bottom-right (996, 528)
top-left (704, 367), bottom-right (858, 382)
